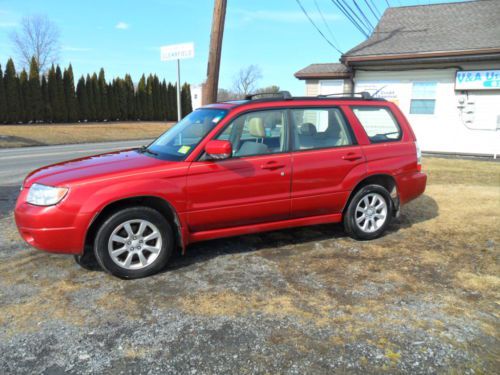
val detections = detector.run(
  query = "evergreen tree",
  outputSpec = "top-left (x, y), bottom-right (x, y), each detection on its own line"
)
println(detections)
top-left (167, 82), bottom-right (176, 121)
top-left (146, 75), bottom-right (154, 120)
top-left (161, 80), bottom-right (168, 121)
top-left (97, 68), bottom-right (109, 121)
top-left (47, 65), bottom-right (57, 123)
top-left (55, 65), bottom-right (67, 122)
top-left (41, 75), bottom-right (51, 122)
top-left (181, 83), bottom-right (192, 117)
top-left (136, 74), bottom-right (147, 120)
top-left (64, 64), bottom-right (78, 122)
top-left (76, 76), bottom-right (88, 121)
top-left (108, 81), bottom-right (118, 120)
top-left (19, 69), bottom-right (29, 123)
top-left (4, 59), bottom-right (21, 123)
top-left (124, 74), bottom-right (135, 120)
top-left (27, 57), bottom-right (43, 123)
top-left (87, 74), bottom-right (97, 121)
top-left (0, 65), bottom-right (6, 124)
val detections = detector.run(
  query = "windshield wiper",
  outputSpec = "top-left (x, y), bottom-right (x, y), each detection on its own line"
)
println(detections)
top-left (138, 145), bottom-right (159, 156)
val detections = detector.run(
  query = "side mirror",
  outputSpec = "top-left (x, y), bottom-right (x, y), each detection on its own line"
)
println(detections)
top-left (205, 140), bottom-right (232, 160)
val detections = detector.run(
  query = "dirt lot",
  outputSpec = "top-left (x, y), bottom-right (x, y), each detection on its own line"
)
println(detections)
top-left (0, 122), bottom-right (171, 148)
top-left (0, 157), bottom-right (498, 374)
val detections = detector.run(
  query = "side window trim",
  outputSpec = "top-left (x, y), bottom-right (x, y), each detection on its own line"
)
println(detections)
top-left (288, 106), bottom-right (358, 152)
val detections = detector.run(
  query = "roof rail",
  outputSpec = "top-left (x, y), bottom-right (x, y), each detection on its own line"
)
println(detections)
top-left (245, 90), bottom-right (292, 100)
top-left (317, 91), bottom-right (374, 100)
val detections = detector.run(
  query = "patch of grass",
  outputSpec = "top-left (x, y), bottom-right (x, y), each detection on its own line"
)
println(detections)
top-left (423, 157), bottom-right (500, 186)
top-left (0, 122), bottom-right (172, 148)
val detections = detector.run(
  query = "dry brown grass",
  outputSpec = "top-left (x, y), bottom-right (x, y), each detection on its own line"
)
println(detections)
top-left (0, 122), bottom-right (172, 148)
top-left (176, 157), bottom-right (500, 345)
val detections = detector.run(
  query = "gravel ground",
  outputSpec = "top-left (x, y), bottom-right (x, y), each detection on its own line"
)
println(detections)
top-left (0, 157), bottom-right (499, 374)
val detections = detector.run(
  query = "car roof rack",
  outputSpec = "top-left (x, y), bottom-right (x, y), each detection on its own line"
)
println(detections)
top-left (317, 91), bottom-right (374, 100)
top-left (245, 91), bottom-right (292, 100)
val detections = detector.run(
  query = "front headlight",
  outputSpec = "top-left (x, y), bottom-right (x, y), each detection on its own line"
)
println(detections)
top-left (26, 183), bottom-right (69, 206)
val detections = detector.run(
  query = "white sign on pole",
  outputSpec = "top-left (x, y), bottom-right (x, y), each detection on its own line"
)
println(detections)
top-left (160, 42), bottom-right (195, 62)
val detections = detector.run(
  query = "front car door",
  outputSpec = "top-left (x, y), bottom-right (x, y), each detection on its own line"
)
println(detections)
top-left (289, 106), bottom-right (366, 218)
top-left (186, 109), bottom-right (291, 232)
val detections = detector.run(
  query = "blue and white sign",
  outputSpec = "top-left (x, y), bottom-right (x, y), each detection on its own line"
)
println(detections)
top-left (455, 70), bottom-right (500, 90)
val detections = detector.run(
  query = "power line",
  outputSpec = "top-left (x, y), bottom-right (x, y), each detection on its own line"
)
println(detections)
top-left (352, 0), bottom-right (376, 32)
top-left (385, 0), bottom-right (391, 8)
top-left (340, 0), bottom-right (373, 33)
top-left (313, 0), bottom-right (340, 49)
top-left (368, 0), bottom-right (382, 18)
top-left (331, 0), bottom-right (370, 37)
top-left (295, 0), bottom-right (343, 54)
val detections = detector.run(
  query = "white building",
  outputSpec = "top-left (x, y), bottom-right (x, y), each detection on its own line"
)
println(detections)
top-left (295, 1), bottom-right (500, 157)
top-left (190, 84), bottom-right (203, 110)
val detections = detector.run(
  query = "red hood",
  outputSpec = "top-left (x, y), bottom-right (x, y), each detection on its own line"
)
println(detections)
top-left (24, 149), bottom-right (179, 187)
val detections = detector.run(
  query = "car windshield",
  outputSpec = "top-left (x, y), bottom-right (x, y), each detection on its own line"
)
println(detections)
top-left (144, 108), bottom-right (228, 161)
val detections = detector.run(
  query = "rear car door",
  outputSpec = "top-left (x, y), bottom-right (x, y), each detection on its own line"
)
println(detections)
top-left (187, 109), bottom-right (291, 232)
top-left (290, 106), bottom-right (366, 218)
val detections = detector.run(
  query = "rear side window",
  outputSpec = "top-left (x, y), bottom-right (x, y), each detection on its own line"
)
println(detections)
top-left (290, 108), bottom-right (354, 150)
top-left (352, 106), bottom-right (401, 143)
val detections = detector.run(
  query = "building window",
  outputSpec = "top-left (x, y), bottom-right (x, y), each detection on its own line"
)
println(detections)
top-left (410, 82), bottom-right (437, 115)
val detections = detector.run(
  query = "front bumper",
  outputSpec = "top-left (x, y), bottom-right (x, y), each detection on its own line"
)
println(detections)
top-left (15, 189), bottom-right (93, 254)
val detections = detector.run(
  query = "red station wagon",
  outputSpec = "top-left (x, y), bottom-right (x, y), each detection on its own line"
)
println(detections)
top-left (15, 92), bottom-right (426, 278)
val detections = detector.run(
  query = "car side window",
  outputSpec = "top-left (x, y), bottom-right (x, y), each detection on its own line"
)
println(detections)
top-left (216, 110), bottom-right (287, 157)
top-left (352, 106), bottom-right (401, 143)
top-left (290, 108), bottom-right (354, 151)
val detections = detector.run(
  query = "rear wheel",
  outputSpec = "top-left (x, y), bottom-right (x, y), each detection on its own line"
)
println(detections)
top-left (94, 206), bottom-right (173, 279)
top-left (344, 184), bottom-right (393, 240)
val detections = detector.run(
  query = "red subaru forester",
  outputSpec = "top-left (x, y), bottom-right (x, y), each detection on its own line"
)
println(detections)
top-left (15, 92), bottom-right (426, 278)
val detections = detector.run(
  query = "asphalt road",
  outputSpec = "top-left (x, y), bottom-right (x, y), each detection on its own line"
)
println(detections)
top-left (0, 140), bottom-right (151, 186)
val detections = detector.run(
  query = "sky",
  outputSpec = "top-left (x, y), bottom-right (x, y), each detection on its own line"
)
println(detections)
top-left (0, 0), bottom-right (466, 95)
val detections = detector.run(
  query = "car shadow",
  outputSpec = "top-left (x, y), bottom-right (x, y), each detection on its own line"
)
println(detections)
top-left (4, 190), bottom-right (438, 275)
top-left (165, 193), bottom-right (439, 272)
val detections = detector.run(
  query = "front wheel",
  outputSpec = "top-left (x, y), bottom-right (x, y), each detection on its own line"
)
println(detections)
top-left (344, 184), bottom-right (393, 240)
top-left (94, 206), bottom-right (173, 279)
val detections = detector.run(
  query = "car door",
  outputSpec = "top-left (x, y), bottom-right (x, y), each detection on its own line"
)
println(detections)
top-left (290, 106), bottom-right (366, 218)
top-left (186, 109), bottom-right (291, 232)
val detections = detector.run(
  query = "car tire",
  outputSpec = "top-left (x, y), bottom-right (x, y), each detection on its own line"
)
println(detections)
top-left (344, 184), bottom-right (393, 241)
top-left (94, 206), bottom-right (173, 279)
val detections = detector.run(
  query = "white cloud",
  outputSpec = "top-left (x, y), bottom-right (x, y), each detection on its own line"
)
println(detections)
top-left (233, 9), bottom-right (340, 24)
top-left (0, 9), bottom-right (18, 28)
top-left (115, 21), bottom-right (129, 30)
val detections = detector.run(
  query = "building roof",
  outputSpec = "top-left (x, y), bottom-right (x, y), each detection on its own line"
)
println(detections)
top-left (294, 63), bottom-right (350, 80)
top-left (343, 0), bottom-right (500, 63)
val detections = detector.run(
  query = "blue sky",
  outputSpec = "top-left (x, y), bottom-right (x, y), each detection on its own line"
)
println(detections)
top-left (0, 0), bottom-right (464, 95)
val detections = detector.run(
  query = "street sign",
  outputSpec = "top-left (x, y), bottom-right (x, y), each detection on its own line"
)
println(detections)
top-left (160, 42), bottom-right (195, 62)
top-left (160, 42), bottom-right (195, 121)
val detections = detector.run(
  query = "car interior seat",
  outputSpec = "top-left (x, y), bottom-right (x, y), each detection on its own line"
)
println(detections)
top-left (235, 117), bottom-right (270, 156)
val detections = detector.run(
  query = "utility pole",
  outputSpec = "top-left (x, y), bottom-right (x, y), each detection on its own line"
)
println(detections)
top-left (203, 0), bottom-right (227, 104)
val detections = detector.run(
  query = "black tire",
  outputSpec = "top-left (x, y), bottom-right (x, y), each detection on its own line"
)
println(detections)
top-left (94, 206), bottom-right (173, 279)
top-left (344, 184), bottom-right (393, 240)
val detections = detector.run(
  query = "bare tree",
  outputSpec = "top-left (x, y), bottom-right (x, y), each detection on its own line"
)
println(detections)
top-left (232, 65), bottom-right (263, 97)
top-left (10, 14), bottom-right (60, 73)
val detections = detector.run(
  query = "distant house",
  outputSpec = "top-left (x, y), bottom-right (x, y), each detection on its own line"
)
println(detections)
top-left (295, 0), bottom-right (500, 157)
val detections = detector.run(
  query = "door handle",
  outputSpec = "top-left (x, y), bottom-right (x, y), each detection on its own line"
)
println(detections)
top-left (261, 161), bottom-right (285, 170)
top-left (342, 153), bottom-right (362, 161)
